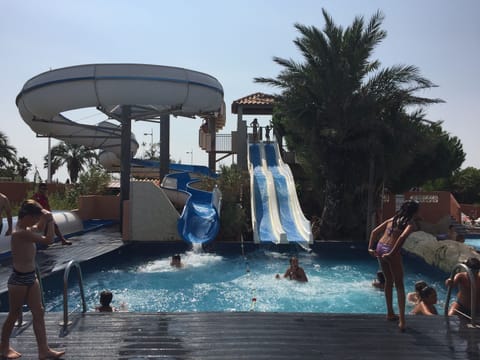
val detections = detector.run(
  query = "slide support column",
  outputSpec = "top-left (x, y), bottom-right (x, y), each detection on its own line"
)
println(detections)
top-left (160, 114), bottom-right (170, 181)
top-left (120, 105), bottom-right (132, 234)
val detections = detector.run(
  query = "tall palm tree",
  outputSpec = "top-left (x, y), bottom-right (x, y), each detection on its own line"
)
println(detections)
top-left (45, 142), bottom-right (98, 183)
top-left (0, 131), bottom-right (17, 169)
top-left (255, 9), bottom-right (444, 239)
top-left (16, 156), bottom-right (32, 181)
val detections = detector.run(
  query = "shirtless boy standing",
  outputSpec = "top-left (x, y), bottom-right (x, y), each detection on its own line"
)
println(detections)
top-left (0, 200), bottom-right (65, 359)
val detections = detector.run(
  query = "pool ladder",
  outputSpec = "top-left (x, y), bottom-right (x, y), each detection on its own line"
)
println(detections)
top-left (15, 260), bottom-right (87, 329)
top-left (444, 262), bottom-right (478, 328)
top-left (60, 260), bottom-right (87, 328)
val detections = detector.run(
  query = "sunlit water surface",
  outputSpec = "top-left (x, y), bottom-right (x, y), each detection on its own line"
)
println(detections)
top-left (42, 244), bottom-right (448, 314)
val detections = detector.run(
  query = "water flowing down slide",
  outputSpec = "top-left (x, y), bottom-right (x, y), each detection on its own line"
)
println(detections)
top-left (248, 142), bottom-right (312, 244)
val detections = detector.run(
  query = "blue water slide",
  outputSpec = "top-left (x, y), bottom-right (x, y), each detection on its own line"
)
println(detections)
top-left (130, 159), bottom-right (216, 177)
top-left (249, 143), bottom-right (286, 243)
top-left (248, 142), bottom-right (312, 244)
top-left (130, 158), bottom-right (220, 244)
top-left (264, 143), bottom-right (309, 242)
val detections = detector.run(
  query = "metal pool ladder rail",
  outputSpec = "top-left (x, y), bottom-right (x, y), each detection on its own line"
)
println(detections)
top-left (444, 262), bottom-right (478, 328)
top-left (60, 260), bottom-right (87, 328)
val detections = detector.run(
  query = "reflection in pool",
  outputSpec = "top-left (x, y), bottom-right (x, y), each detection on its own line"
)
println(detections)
top-left (40, 242), bottom-right (449, 314)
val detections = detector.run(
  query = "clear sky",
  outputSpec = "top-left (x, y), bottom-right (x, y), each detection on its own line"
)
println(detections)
top-left (1, 0), bottom-right (479, 182)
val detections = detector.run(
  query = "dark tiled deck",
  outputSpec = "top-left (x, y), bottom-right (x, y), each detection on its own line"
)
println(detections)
top-left (1, 311), bottom-right (479, 359)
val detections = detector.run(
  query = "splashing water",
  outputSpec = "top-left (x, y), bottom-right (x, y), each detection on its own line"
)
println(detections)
top-left (42, 246), bottom-right (448, 314)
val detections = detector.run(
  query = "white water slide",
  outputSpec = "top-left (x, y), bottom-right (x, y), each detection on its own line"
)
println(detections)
top-left (16, 64), bottom-right (224, 165)
top-left (248, 142), bottom-right (313, 244)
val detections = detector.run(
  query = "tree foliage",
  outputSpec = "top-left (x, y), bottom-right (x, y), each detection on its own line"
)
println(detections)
top-left (0, 131), bottom-right (17, 170)
top-left (44, 142), bottom-right (98, 183)
top-left (255, 9), bottom-right (464, 239)
top-left (16, 157), bottom-right (32, 181)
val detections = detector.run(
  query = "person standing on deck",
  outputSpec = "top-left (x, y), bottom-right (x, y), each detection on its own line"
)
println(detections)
top-left (250, 118), bottom-right (259, 142)
top-left (32, 183), bottom-right (72, 245)
top-left (0, 200), bottom-right (65, 359)
top-left (445, 257), bottom-right (480, 317)
top-left (0, 193), bottom-right (13, 236)
top-left (368, 200), bottom-right (420, 332)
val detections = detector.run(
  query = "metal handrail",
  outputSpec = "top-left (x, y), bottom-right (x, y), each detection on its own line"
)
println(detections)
top-left (61, 260), bottom-right (87, 328)
top-left (15, 263), bottom-right (45, 327)
top-left (444, 262), bottom-right (477, 327)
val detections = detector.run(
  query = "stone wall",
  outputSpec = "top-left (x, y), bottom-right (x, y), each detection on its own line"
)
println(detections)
top-left (404, 231), bottom-right (480, 274)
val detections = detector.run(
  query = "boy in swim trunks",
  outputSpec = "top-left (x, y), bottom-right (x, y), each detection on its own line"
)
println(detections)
top-left (0, 200), bottom-right (65, 359)
top-left (445, 257), bottom-right (480, 317)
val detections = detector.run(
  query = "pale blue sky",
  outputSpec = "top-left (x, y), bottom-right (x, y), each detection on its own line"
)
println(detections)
top-left (1, 0), bottom-right (479, 181)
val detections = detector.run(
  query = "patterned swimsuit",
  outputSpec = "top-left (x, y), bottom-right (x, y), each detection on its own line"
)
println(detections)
top-left (8, 268), bottom-right (36, 287)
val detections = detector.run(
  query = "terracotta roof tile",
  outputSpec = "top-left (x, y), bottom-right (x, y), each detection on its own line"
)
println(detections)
top-left (231, 92), bottom-right (275, 115)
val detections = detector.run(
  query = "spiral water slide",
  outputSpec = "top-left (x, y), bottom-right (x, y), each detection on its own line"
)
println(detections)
top-left (16, 64), bottom-right (223, 159)
top-left (16, 64), bottom-right (224, 244)
top-left (248, 142), bottom-right (313, 244)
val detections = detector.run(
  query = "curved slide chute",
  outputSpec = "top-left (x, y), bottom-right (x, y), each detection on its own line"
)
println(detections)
top-left (16, 64), bottom-right (225, 244)
top-left (249, 142), bottom-right (312, 244)
top-left (178, 177), bottom-right (221, 244)
top-left (16, 63), bottom-right (224, 159)
top-left (131, 159), bottom-right (222, 244)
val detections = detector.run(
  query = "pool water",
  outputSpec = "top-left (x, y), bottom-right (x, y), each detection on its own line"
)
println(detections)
top-left (41, 243), bottom-right (449, 314)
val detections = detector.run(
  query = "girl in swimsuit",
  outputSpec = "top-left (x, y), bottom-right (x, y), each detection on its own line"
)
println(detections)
top-left (368, 200), bottom-right (420, 332)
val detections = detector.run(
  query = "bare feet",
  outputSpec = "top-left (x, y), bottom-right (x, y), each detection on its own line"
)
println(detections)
top-left (39, 348), bottom-right (65, 359)
top-left (1, 346), bottom-right (21, 359)
top-left (386, 314), bottom-right (399, 321)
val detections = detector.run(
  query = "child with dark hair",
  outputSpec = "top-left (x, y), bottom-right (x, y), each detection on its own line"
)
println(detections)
top-left (372, 271), bottom-right (385, 290)
top-left (411, 286), bottom-right (438, 315)
top-left (170, 254), bottom-right (183, 268)
top-left (0, 200), bottom-right (65, 359)
top-left (96, 290), bottom-right (114, 312)
top-left (407, 280), bottom-right (428, 304)
top-left (445, 257), bottom-right (480, 317)
top-left (368, 200), bottom-right (420, 332)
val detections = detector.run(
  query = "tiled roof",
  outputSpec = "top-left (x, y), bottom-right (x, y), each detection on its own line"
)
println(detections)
top-left (231, 92), bottom-right (275, 115)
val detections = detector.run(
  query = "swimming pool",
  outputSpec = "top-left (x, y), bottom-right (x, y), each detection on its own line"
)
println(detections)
top-left (39, 242), bottom-right (449, 314)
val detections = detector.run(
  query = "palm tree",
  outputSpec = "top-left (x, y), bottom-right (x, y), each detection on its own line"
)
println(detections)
top-left (255, 10), bottom-right (444, 239)
top-left (45, 142), bottom-right (98, 183)
top-left (16, 156), bottom-right (32, 181)
top-left (0, 131), bottom-right (17, 169)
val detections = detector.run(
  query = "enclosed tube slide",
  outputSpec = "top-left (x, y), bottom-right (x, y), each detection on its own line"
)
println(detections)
top-left (16, 64), bottom-right (224, 159)
top-left (16, 64), bottom-right (225, 244)
top-left (248, 142), bottom-right (312, 244)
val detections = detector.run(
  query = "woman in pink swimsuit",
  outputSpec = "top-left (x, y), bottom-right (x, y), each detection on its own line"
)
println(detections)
top-left (368, 200), bottom-right (420, 332)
